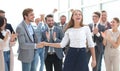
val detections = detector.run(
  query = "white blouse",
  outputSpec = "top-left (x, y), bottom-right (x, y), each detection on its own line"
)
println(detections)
top-left (60, 26), bottom-right (94, 48)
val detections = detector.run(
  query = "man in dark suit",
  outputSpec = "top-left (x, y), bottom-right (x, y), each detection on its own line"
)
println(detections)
top-left (87, 12), bottom-right (105, 71)
top-left (42, 14), bottom-right (64, 71)
top-left (0, 10), bottom-right (14, 33)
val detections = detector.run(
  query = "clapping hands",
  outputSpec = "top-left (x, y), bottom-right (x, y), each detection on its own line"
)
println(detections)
top-left (10, 32), bottom-right (18, 42)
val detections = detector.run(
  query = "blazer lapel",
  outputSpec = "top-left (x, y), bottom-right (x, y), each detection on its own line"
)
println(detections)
top-left (22, 21), bottom-right (34, 42)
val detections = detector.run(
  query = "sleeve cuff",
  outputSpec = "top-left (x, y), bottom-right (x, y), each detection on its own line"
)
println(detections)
top-left (96, 32), bottom-right (100, 37)
top-left (35, 44), bottom-right (37, 49)
top-left (54, 38), bottom-right (57, 41)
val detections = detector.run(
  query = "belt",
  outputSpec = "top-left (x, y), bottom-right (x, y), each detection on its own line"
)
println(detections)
top-left (48, 52), bottom-right (56, 55)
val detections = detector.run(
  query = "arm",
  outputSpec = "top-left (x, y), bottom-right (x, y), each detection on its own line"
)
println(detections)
top-left (53, 28), bottom-right (64, 42)
top-left (101, 31), bottom-right (107, 46)
top-left (45, 29), bottom-right (70, 48)
top-left (90, 48), bottom-right (96, 68)
top-left (45, 42), bottom-right (61, 48)
top-left (86, 26), bottom-right (96, 68)
top-left (108, 35), bottom-right (120, 48)
top-left (16, 26), bottom-right (35, 49)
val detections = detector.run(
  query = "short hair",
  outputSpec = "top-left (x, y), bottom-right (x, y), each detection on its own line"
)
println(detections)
top-left (93, 11), bottom-right (101, 18)
top-left (45, 14), bottom-right (53, 21)
top-left (60, 15), bottom-right (66, 18)
top-left (0, 10), bottom-right (5, 13)
top-left (101, 10), bottom-right (106, 13)
top-left (22, 8), bottom-right (33, 20)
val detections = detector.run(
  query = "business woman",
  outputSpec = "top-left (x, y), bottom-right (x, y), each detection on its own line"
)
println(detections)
top-left (42, 10), bottom-right (96, 71)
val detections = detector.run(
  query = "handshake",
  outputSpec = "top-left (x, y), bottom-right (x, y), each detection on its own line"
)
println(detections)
top-left (36, 42), bottom-right (48, 48)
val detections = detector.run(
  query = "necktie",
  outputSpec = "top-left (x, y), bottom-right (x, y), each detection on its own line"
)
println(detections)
top-left (61, 25), bottom-right (63, 29)
top-left (93, 24), bottom-right (96, 42)
top-left (49, 29), bottom-right (54, 53)
top-left (94, 24), bottom-right (96, 28)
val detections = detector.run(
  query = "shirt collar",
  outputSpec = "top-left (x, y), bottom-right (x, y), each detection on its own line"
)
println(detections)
top-left (48, 26), bottom-right (55, 31)
top-left (93, 21), bottom-right (99, 27)
top-left (59, 23), bottom-right (66, 26)
top-left (24, 21), bottom-right (32, 28)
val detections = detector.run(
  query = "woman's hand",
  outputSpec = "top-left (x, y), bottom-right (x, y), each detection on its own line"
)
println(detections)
top-left (9, 41), bottom-right (16, 47)
top-left (91, 59), bottom-right (96, 68)
top-left (10, 33), bottom-right (18, 42)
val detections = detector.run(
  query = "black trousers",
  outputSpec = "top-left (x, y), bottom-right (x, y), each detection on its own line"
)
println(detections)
top-left (45, 53), bottom-right (62, 71)
top-left (63, 47), bottom-right (89, 71)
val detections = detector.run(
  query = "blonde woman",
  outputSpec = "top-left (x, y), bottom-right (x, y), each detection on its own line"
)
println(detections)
top-left (101, 17), bottom-right (120, 71)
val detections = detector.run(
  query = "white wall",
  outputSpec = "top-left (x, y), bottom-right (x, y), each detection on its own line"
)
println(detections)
top-left (0, 0), bottom-right (59, 30)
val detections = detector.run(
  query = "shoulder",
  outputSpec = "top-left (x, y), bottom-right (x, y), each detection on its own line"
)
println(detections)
top-left (16, 22), bottom-right (24, 32)
top-left (83, 25), bottom-right (90, 30)
top-left (54, 26), bottom-right (61, 30)
top-left (64, 28), bottom-right (72, 33)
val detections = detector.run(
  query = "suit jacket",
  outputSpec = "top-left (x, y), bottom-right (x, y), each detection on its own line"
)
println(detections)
top-left (16, 21), bottom-right (38, 63)
top-left (6, 23), bottom-right (14, 33)
top-left (57, 22), bottom-right (67, 33)
top-left (88, 23), bottom-right (105, 52)
top-left (42, 26), bottom-right (64, 59)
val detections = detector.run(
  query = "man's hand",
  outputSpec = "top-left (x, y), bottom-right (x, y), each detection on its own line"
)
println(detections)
top-left (53, 8), bottom-right (57, 13)
top-left (36, 42), bottom-right (45, 48)
top-left (46, 31), bottom-right (50, 41)
top-left (70, 9), bottom-right (74, 13)
top-left (53, 32), bottom-right (56, 41)
top-left (93, 28), bottom-right (99, 34)
top-left (40, 14), bottom-right (45, 21)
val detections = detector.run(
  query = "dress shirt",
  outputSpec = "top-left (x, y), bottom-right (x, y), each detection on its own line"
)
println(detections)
top-left (25, 23), bottom-right (34, 42)
top-left (25, 22), bottom-right (36, 48)
top-left (47, 26), bottom-right (55, 53)
top-left (60, 26), bottom-right (94, 48)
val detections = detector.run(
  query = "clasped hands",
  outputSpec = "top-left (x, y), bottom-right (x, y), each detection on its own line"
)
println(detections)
top-left (36, 31), bottom-right (57, 48)
top-left (36, 42), bottom-right (49, 48)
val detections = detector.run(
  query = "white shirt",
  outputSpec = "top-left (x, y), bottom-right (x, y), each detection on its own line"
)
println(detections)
top-left (1, 29), bottom-right (11, 51)
top-left (60, 26), bottom-right (94, 48)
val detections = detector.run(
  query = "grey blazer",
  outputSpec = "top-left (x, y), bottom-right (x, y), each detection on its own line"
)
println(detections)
top-left (16, 21), bottom-right (38, 63)
top-left (42, 26), bottom-right (64, 59)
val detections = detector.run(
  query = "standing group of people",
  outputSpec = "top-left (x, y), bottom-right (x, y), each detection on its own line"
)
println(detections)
top-left (0, 7), bottom-right (120, 71)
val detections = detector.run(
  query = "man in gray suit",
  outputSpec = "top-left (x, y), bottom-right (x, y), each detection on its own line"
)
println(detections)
top-left (42, 14), bottom-right (64, 71)
top-left (16, 8), bottom-right (43, 71)
top-left (87, 12), bottom-right (105, 71)
top-left (56, 15), bottom-right (68, 55)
